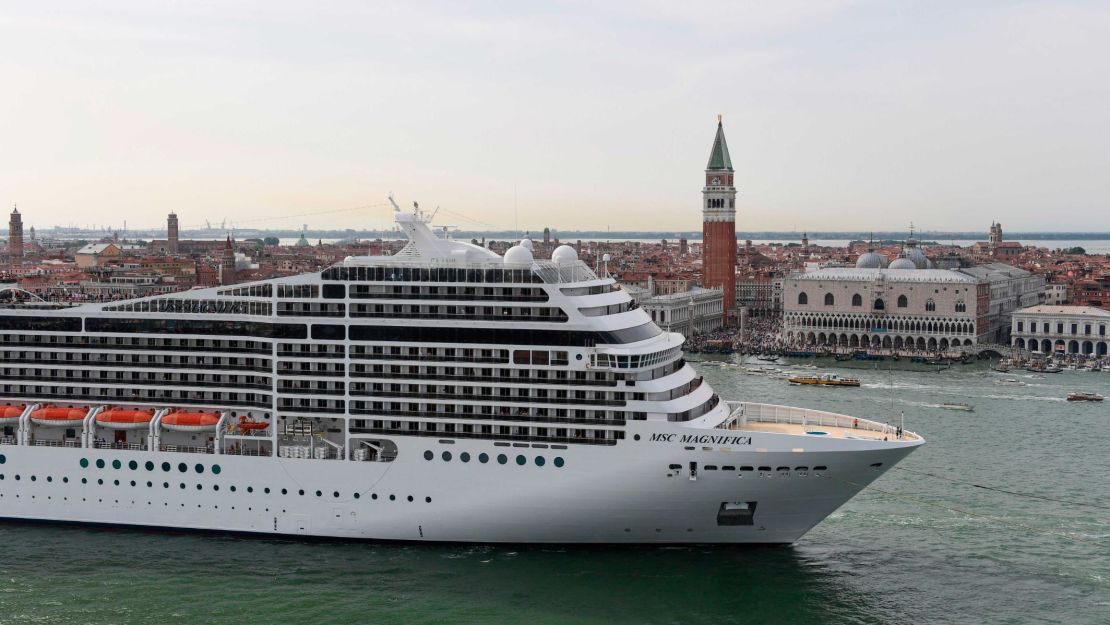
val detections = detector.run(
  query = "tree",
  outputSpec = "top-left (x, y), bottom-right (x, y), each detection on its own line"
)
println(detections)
top-left (1062, 246), bottom-right (1086, 255)
top-left (263, 236), bottom-right (280, 246)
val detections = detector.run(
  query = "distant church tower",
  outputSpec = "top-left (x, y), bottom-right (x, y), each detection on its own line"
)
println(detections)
top-left (702, 116), bottom-right (737, 321)
top-left (220, 236), bottom-right (237, 285)
top-left (988, 221), bottom-right (1002, 247)
top-left (167, 212), bottom-right (180, 253)
top-left (8, 206), bottom-right (23, 273)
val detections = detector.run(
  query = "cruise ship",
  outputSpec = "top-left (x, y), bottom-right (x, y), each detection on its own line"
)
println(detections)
top-left (0, 204), bottom-right (923, 543)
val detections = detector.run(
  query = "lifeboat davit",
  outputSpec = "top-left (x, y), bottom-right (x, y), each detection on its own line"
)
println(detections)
top-left (162, 411), bottom-right (220, 432)
top-left (96, 408), bottom-right (155, 430)
top-left (237, 416), bottom-right (269, 432)
top-left (0, 405), bottom-right (25, 425)
top-left (30, 406), bottom-right (88, 427)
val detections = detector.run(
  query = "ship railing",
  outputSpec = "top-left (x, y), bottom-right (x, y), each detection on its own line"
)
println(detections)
top-left (0, 436), bottom-right (16, 446)
top-left (32, 439), bottom-right (82, 448)
top-left (722, 401), bottom-right (911, 438)
top-left (159, 444), bottom-right (214, 454)
top-left (221, 447), bottom-right (272, 457)
top-left (93, 441), bottom-right (145, 451)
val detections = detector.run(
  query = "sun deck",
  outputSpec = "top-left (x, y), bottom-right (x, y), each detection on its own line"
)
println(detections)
top-left (720, 401), bottom-right (922, 443)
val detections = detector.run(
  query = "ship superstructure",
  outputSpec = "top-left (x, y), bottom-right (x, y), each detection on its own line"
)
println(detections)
top-left (0, 205), bottom-right (922, 543)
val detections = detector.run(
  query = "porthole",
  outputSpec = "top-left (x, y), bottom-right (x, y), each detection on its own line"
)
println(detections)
top-left (554, 457), bottom-right (565, 468)
top-left (497, 454), bottom-right (507, 465)
top-left (371, 493), bottom-right (378, 500)
top-left (315, 490), bottom-right (322, 497)
top-left (407, 495), bottom-right (413, 502)
top-left (95, 478), bottom-right (101, 485)
top-left (298, 489), bottom-right (305, 496)
top-left (47, 476), bottom-right (52, 482)
top-left (0, 454), bottom-right (6, 464)
top-left (515, 455), bottom-right (526, 466)
top-left (423, 450), bottom-right (433, 461)
top-left (425, 496), bottom-right (431, 503)
top-left (80, 458), bottom-right (89, 468)
top-left (354, 492), bottom-right (360, 499)
top-left (633, 434), bottom-right (641, 441)
top-left (195, 464), bottom-right (204, 474)
top-left (162, 462), bottom-right (171, 472)
top-left (460, 452), bottom-right (470, 463)
top-left (130, 480), bottom-right (136, 487)
top-left (81, 478), bottom-right (87, 484)
top-left (30, 475), bottom-right (36, 481)
top-left (264, 488), bottom-right (271, 494)
top-left (163, 482), bottom-right (169, 488)
top-left (146, 481), bottom-right (152, 487)
top-left (535, 456), bottom-right (545, 467)
top-left (196, 484), bottom-right (203, 491)
top-left (95, 459), bottom-right (105, 469)
top-left (230, 486), bottom-right (237, 492)
top-left (63, 477), bottom-right (69, 483)
top-left (479, 453), bottom-right (489, 464)
top-left (145, 461), bottom-right (154, 471)
top-left (442, 451), bottom-right (452, 462)
top-left (389, 494), bottom-right (396, 501)
top-left (178, 463), bottom-right (187, 473)
top-left (248, 487), bottom-right (254, 493)
top-left (128, 460), bottom-right (138, 470)
top-left (332, 491), bottom-right (339, 498)
top-left (212, 465), bottom-right (221, 475)
top-left (281, 488), bottom-right (288, 495)
top-left (112, 460), bottom-right (121, 470)
top-left (179, 483), bottom-right (185, 489)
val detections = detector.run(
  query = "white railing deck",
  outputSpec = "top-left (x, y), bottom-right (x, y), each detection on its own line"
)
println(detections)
top-left (721, 401), bottom-right (920, 441)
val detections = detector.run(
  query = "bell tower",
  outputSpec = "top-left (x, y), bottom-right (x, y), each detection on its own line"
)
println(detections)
top-left (701, 116), bottom-right (737, 321)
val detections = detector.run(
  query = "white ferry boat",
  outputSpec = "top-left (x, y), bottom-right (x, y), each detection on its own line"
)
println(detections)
top-left (0, 205), bottom-right (923, 544)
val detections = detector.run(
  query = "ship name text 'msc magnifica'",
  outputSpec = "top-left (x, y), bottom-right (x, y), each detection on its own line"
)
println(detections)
top-left (0, 203), bottom-right (923, 543)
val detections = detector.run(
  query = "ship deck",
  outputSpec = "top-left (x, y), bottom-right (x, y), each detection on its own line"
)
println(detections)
top-left (720, 402), bottom-right (922, 443)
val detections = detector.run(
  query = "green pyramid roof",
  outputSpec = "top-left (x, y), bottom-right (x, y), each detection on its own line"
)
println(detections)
top-left (706, 120), bottom-right (733, 171)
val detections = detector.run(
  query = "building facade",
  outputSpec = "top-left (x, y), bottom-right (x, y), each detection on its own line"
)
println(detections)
top-left (701, 117), bottom-right (737, 322)
top-left (783, 268), bottom-right (981, 351)
top-left (636, 287), bottom-right (724, 336)
top-left (1011, 305), bottom-right (1110, 356)
top-left (958, 263), bottom-right (1044, 343)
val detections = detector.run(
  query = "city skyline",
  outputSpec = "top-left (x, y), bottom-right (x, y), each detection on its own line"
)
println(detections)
top-left (3, 1), bottom-right (1109, 232)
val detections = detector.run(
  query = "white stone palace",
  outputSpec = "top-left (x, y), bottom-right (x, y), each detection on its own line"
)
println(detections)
top-left (1011, 305), bottom-right (1110, 356)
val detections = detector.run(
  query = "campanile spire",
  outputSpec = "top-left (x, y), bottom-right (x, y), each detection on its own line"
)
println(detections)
top-left (701, 117), bottom-right (737, 321)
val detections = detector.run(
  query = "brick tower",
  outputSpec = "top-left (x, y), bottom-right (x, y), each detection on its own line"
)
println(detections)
top-left (701, 116), bottom-right (737, 321)
top-left (8, 205), bottom-right (23, 273)
top-left (167, 212), bottom-right (179, 253)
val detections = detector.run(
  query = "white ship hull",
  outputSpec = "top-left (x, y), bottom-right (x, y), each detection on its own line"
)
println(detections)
top-left (0, 419), bottom-right (917, 544)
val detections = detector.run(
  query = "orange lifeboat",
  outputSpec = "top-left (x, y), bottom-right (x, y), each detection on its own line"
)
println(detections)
top-left (30, 406), bottom-right (87, 427)
top-left (237, 416), bottom-right (269, 432)
top-left (162, 411), bottom-right (220, 432)
top-left (96, 408), bottom-right (155, 430)
top-left (0, 404), bottom-right (25, 424)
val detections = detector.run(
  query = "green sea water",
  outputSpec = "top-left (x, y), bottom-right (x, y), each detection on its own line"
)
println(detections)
top-left (0, 360), bottom-right (1107, 625)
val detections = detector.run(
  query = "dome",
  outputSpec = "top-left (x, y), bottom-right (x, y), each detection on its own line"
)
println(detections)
top-left (905, 246), bottom-right (929, 269)
top-left (551, 244), bottom-right (578, 265)
top-left (855, 251), bottom-right (887, 269)
top-left (520, 238), bottom-right (534, 251)
top-left (504, 245), bottom-right (534, 265)
top-left (889, 257), bottom-right (917, 270)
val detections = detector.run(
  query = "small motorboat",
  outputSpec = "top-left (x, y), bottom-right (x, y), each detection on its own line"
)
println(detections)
top-left (996, 378), bottom-right (1026, 386)
top-left (0, 404), bottom-right (25, 425)
top-left (30, 406), bottom-right (88, 427)
top-left (96, 408), bottom-right (155, 430)
top-left (940, 402), bottom-right (974, 412)
top-left (162, 411), bottom-right (221, 432)
top-left (1066, 392), bottom-right (1104, 402)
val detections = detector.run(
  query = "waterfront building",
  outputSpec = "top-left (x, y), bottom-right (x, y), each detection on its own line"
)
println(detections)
top-left (971, 222), bottom-right (1022, 261)
top-left (783, 268), bottom-right (981, 351)
top-left (629, 285), bottom-right (724, 335)
top-left (735, 274), bottom-right (780, 317)
top-left (958, 262), bottom-right (1044, 343)
top-left (701, 117), bottom-right (737, 322)
top-left (1011, 305), bottom-right (1110, 356)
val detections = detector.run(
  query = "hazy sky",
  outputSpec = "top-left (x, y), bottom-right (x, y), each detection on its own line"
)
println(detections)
top-left (2, 1), bottom-right (1108, 233)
